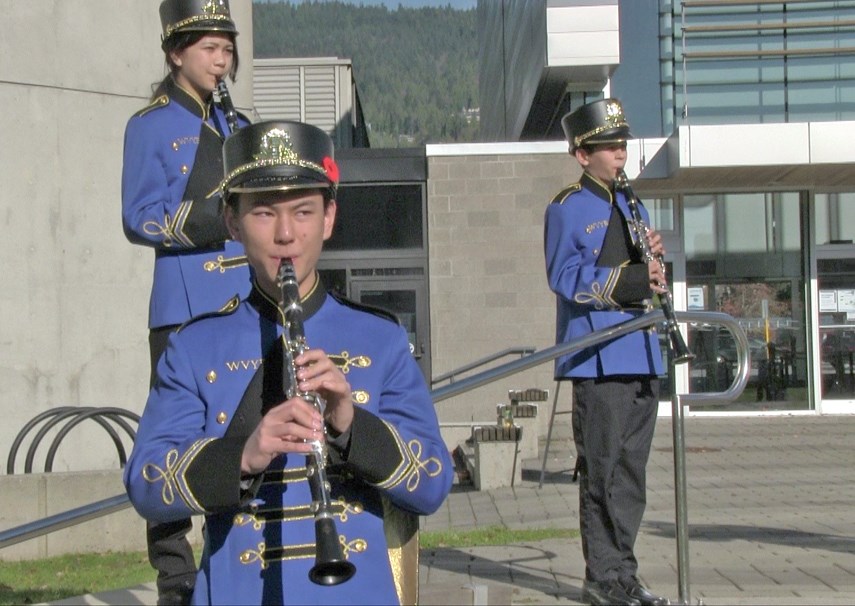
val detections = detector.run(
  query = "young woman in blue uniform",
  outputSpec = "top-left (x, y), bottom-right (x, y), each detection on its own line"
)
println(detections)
top-left (125, 120), bottom-right (454, 605)
top-left (544, 99), bottom-right (670, 606)
top-left (121, 1), bottom-right (251, 602)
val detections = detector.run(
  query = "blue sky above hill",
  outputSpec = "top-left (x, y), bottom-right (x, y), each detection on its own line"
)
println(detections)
top-left (253, 0), bottom-right (477, 8)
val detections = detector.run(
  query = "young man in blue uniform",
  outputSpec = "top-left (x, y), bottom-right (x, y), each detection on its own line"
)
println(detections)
top-left (544, 99), bottom-right (670, 606)
top-left (121, 1), bottom-right (251, 601)
top-left (125, 120), bottom-right (454, 605)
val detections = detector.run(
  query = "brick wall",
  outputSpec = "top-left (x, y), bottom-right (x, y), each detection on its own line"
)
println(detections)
top-left (427, 149), bottom-right (582, 422)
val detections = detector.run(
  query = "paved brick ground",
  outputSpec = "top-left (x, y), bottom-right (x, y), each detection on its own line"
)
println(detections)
top-left (420, 415), bottom-right (855, 605)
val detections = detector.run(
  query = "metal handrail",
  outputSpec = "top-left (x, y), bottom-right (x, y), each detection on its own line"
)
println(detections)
top-left (0, 495), bottom-right (131, 550)
top-left (432, 310), bottom-right (750, 403)
top-left (431, 346), bottom-right (536, 386)
top-left (0, 310), bottom-right (749, 564)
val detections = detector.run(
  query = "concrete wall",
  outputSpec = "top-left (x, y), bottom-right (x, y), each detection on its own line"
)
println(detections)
top-left (0, 470), bottom-right (201, 561)
top-left (0, 0), bottom-right (253, 475)
top-left (426, 143), bottom-right (582, 423)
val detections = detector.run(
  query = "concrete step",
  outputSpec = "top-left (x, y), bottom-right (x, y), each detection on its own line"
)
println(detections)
top-left (46, 582), bottom-right (156, 605)
top-left (47, 580), bottom-right (512, 605)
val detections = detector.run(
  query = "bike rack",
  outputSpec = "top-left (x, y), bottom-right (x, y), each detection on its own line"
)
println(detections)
top-left (7, 406), bottom-right (140, 475)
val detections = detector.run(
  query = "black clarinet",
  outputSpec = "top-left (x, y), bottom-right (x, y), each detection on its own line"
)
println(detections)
top-left (614, 170), bottom-right (694, 364)
top-left (215, 78), bottom-right (240, 134)
top-left (277, 259), bottom-right (356, 586)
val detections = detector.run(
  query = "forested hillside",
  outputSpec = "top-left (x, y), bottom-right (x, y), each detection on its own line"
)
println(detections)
top-left (252, 1), bottom-right (479, 146)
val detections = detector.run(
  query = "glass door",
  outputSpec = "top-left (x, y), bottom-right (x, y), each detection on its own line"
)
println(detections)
top-left (685, 280), bottom-right (807, 411)
top-left (812, 192), bottom-right (855, 414)
top-left (682, 191), bottom-right (808, 411)
top-left (815, 256), bottom-right (855, 413)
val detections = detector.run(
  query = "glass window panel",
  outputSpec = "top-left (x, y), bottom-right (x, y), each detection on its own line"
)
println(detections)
top-left (817, 258), bottom-right (855, 400)
top-left (318, 269), bottom-right (347, 296)
top-left (815, 193), bottom-right (855, 245)
top-left (646, 197), bottom-right (675, 232)
top-left (326, 184), bottom-right (424, 251)
top-left (779, 192), bottom-right (802, 252)
top-left (786, 58), bottom-right (845, 80)
top-left (722, 193), bottom-right (769, 253)
top-left (684, 194), bottom-right (717, 259)
top-left (816, 195), bottom-right (832, 243)
top-left (359, 289), bottom-right (418, 347)
top-left (664, 1), bottom-right (855, 126)
top-left (681, 61), bottom-right (784, 86)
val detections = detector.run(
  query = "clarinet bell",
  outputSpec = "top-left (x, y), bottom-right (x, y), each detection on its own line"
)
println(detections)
top-left (669, 329), bottom-right (695, 365)
top-left (309, 516), bottom-right (356, 586)
top-left (672, 349), bottom-right (695, 365)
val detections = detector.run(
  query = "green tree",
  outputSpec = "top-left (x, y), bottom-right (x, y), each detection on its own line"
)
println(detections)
top-left (252, 1), bottom-right (479, 146)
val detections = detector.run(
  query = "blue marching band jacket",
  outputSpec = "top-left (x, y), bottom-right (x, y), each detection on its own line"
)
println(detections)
top-left (122, 76), bottom-right (251, 329)
top-left (544, 172), bottom-right (664, 380)
top-left (124, 278), bottom-right (454, 605)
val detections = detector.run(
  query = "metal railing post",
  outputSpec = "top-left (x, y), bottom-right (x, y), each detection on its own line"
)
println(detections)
top-left (670, 310), bottom-right (750, 605)
top-left (672, 382), bottom-right (692, 604)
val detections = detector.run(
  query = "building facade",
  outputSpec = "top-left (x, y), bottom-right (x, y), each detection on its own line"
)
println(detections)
top-left (478, 0), bottom-right (855, 415)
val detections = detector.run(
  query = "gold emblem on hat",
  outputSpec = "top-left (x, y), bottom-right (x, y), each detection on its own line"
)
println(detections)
top-left (255, 129), bottom-right (299, 165)
top-left (605, 101), bottom-right (625, 127)
top-left (164, 0), bottom-right (232, 38)
top-left (202, 0), bottom-right (229, 17)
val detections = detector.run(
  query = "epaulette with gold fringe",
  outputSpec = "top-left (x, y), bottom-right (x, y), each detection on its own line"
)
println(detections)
top-left (176, 295), bottom-right (241, 333)
top-left (550, 183), bottom-right (582, 205)
top-left (133, 94), bottom-right (170, 118)
top-left (330, 291), bottom-right (400, 326)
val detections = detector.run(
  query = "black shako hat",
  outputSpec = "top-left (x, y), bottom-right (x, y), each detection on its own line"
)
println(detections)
top-left (561, 98), bottom-right (634, 151)
top-left (221, 120), bottom-right (339, 197)
top-left (159, 0), bottom-right (237, 48)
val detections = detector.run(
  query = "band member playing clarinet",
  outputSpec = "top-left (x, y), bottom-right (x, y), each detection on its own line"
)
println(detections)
top-left (125, 120), bottom-right (453, 605)
top-left (544, 98), bottom-right (670, 606)
top-left (121, 1), bottom-right (251, 602)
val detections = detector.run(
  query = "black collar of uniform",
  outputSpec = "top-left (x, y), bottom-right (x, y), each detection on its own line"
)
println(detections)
top-left (581, 172), bottom-right (616, 205)
top-left (247, 272), bottom-right (328, 326)
top-left (164, 75), bottom-right (212, 121)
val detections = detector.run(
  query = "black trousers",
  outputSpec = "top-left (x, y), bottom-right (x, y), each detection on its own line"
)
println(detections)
top-left (148, 325), bottom-right (196, 604)
top-left (572, 376), bottom-right (659, 583)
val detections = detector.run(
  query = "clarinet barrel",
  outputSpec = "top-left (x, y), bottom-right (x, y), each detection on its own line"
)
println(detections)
top-left (277, 259), bottom-right (356, 586)
top-left (216, 78), bottom-right (240, 135)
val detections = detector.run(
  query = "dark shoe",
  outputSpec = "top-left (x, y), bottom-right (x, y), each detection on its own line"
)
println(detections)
top-left (619, 578), bottom-right (670, 606)
top-left (581, 579), bottom-right (642, 606)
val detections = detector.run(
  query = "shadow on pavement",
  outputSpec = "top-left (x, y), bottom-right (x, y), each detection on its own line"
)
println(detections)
top-left (421, 543), bottom-right (584, 603)
top-left (646, 520), bottom-right (855, 555)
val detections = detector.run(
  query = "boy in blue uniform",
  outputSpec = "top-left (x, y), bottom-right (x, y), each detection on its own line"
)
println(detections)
top-left (544, 99), bottom-right (670, 606)
top-left (124, 120), bottom-right (454, 605)
top-left (122, 2), bottom-right (252, 600)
